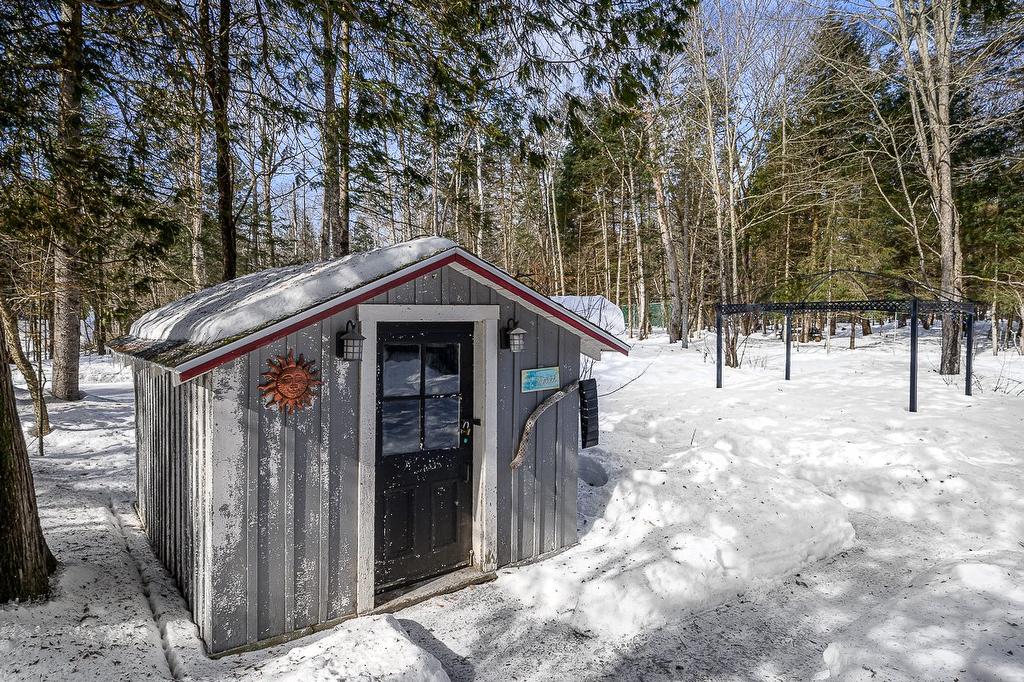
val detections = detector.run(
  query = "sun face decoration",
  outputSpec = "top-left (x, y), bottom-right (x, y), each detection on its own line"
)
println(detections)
top-left (259, 350), bottom-right (322, 414)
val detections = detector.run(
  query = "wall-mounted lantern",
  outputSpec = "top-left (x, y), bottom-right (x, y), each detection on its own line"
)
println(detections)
top-left (502, 318), bottom-right (527, 353)
top-left (336, 320), bottom-right (365, 361)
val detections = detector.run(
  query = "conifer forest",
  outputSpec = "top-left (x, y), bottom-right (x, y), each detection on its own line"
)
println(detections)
top-left (2, 0), bottom-right (1022, 388)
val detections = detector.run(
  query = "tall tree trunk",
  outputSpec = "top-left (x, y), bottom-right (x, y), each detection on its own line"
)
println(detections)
top-left (545, 165), bottom-right (566, 295)
top-left (933, 4), bottom-right (962, 376)
top-left (614, 179), bottom-right (624, 305)
top-left (430, 137), bottom-right (440, 236)
top-left (189, 113), bottom-right (207, 291)
top-left (475, 128), bottom-right (486, 257)
top-left (781, 110), bottom-right (791, 282)
top-left (396, 128), bottom-right (413, 242)
top-left (626, 163), bottom-right (649, 339)
top-left (321, 5), bottom-right (339, 258)
top-left (646, 126), bottom-right (682, 343)
top-left (1016, 296), bottom-right (1024, 354)
top-left (290, 178), bottom-right (300, 259)
top-left (599, 193), bottom-right (611, 301)
top-left (335, 18), bottom-right (351, 257)
top-left (0, 297), bottom-right (51, 436)
top-left (678, 184), bottom-right (691, 348)
top-left (0, 321), bottom-right (56, 602)
top-left (693, 17), bottom-right (736, 365)
top-left (693, 258), bottom-right (706, 334)
top-left (248, 151), bottom-right (260, 269)
top-left (990, 259), bottom-right (998, 355)
top-left (52, 0), bottom-right (84, 402)
top-left (893, 0), bottom-right (961, 373)
top-left (91, 254), bottom-right (106, 354)
top-left (201, 0), bottom-right (235, 281)
top-left (263, 157), bottom-right (274, 267)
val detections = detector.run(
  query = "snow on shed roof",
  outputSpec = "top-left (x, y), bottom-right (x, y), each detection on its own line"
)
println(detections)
top-left (111, 237), bottom-right (629, 381)
top-left (130, 237), bottom-right (456, 346)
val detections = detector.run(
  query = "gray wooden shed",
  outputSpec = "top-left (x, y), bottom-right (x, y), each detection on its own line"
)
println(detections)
top-left (109, 237), bottom-right (628, 655)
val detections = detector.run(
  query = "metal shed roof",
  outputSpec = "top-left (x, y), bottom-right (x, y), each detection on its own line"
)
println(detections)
top-left (110, 237), bottom-right (629, 381)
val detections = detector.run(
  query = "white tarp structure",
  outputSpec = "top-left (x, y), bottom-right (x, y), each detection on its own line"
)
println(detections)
top-left (551, 296), bottom-right (626, 337)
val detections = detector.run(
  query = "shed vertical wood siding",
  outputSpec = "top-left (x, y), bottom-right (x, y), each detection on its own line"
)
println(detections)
top-left (133, 361), bottom-right (213, 641)
top-left (134, 265), bottom-right (580, 654)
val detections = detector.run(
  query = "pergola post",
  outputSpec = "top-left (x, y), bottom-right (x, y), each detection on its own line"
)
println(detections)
top-left (965, 311), bottom-right (974, 396)
top-left (784, 309), bottom-right (792, 381)
top-left (909, 298), bottom-right (919, 413)
top-left (716, 305), bottom-right (723, 389)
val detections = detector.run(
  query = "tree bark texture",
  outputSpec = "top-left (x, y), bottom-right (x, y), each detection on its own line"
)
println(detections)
top-left (0, 297), bottom-right (51, 436)
top-left (202, 0), bottom-right (236, 281)
top-left (0, 322), bottom-right (56, 603)
top-left (893, 0), bottom-right (961, 374)
top-left (51, 0), bottom-right (84, 402)
top-left (334, 18), bottom-right (351, 258)
top-left (646, 122), bottom-right (683, 344)
top-left (190, 111), bottom-right (207, 291)
top-left (321, 6), bottom-right (339, 258)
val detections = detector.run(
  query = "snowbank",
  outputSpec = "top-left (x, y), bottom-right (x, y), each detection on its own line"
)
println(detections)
top-left (822, 550), bottom-right (1024, 681)
top-left (201, 615), bottom-right (449, 681)
top-left (500, 448), bottom-right (854, 639)
top-left (130, 237), bottom-right (456, 346)
top-left (551, 295), bottom-right (626, 337)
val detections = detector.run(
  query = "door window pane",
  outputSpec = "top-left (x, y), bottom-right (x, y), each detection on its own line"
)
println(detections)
top-left (424, 343), bottom-right (460, 395)
top-left (383, 344), bottom-right (420, 396)
top-left (382, 399), bottom-right (421, 455)
top-left (423, 397), bottom-right (460, 450)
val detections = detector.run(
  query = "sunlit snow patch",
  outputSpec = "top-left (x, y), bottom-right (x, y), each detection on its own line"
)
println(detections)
top-left (500, 450), bottom-right (855, 640)
top-left (821, 550), bottom-right (1024, 681)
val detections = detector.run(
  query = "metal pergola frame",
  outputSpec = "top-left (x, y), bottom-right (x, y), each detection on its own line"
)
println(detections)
top-left (714, 298), bottom-right (981, 412)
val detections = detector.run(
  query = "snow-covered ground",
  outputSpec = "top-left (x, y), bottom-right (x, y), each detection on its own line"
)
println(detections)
top-left (2, 321), bottom-right (1023, 681)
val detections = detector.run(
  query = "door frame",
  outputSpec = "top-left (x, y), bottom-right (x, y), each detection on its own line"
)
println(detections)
top-left (355, 304), bottom-right (499, 612)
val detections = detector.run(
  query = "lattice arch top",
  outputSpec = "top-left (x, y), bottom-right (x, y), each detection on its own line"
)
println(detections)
top-left (712, 272), bottom-right (982, 414)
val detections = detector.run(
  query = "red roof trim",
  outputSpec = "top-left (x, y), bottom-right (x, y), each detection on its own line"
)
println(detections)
top-left (450, 253), bottom-right (631, 355)
top-left (176, 248), bottom-right (627, 382)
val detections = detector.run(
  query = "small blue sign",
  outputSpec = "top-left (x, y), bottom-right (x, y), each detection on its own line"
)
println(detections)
top-left (521, 366), bottom-right (560, 393)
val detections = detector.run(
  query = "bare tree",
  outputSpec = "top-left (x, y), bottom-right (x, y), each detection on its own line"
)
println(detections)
top-left (842, 0), bottom-right (1024, 372)
top-left (644, 108), bottom-right (684, 342)
top-left (0, 295), bottom-right (50, 436)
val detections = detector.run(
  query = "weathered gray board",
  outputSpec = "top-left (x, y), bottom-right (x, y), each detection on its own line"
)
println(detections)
top-left (133, 362), bottom-right (213, 638)
top-left (132, 264), bottom-right (580, 654)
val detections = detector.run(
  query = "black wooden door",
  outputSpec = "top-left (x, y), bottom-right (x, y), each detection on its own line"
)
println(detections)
top-left (375, 322), bottom-right (474, 595)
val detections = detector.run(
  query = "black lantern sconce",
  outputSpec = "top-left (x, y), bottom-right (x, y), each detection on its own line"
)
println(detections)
top-left (501, 318), bottom-right (527, 353)
top-left (336, 320), bottom-right (365, 361)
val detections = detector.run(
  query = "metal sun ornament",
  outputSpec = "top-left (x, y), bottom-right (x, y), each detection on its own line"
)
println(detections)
top-left (259, 350), bottom-right (322, 414)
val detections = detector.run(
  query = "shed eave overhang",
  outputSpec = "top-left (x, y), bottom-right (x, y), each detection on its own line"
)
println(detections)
top-left (128, 247), bottom-right (628, 383)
